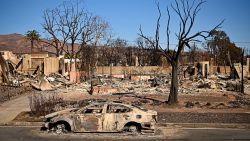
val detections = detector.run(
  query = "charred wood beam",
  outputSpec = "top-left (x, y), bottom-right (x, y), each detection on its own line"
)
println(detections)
top-left (0, 54), bottom-right (10, 84)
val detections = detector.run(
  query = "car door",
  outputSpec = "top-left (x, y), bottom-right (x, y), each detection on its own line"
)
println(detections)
top-left (74, 104), bottom-right (104, 132)
top-left (102, 104), bottom-right (132, 132)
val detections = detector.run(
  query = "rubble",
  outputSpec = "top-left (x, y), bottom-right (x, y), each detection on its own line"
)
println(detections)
top-left (47, 77), bottom-right (55, 82)
top-left (150, 77), bottom-right (162, 87)
top-left (1, 61), bottom-right (247, 96)
top-left (217, 74), bottom-right (230, 80)
top-left (31, 76), bottom-right (54, 91)
top-left (196, 79), bottom-right (217, 89)
top-left (1, 52), bottom-right (250, 114)
top-left (226, 81), bottom-right (242, 92)
top-left (0, 51), bottom-right (73, 91)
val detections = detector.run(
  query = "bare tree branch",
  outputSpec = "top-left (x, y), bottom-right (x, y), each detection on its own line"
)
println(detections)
top-left (138, 0), bottom-right (224, 104)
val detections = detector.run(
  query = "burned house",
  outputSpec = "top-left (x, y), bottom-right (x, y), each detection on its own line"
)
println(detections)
top-left (0, 51), bottom-right (60, 84)
top-left (15, 51), bottom-right (59, 75)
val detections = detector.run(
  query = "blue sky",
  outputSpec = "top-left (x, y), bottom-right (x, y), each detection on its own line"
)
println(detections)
top-left (0, 0), bottom-right (249, 48)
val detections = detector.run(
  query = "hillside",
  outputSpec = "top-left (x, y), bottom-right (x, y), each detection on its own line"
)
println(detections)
top-left (0, 33), bottom-right (56, 54)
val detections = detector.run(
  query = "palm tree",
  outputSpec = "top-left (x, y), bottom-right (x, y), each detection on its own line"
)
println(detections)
top-left (25, 30), bottom-right (40, 53)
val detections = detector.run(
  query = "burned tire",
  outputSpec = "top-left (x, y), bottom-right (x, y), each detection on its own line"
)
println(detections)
top-left (126, 124), bottom-right (141, 134)
top-left (128, 125), bottom-right (138, 132)
top-left (54, 123), bottom-right (69, 134)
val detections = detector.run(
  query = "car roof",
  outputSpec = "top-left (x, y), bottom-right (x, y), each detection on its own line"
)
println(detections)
top-left (87, 101), bottom-right (149, 112)
top-left (89, 101), bottom-right (133, 107)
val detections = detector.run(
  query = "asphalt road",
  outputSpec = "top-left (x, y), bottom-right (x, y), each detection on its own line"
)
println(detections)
top-left (0, 127), bottom-right (250, 141)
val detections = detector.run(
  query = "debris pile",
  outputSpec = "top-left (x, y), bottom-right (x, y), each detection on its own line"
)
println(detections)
top-left (0, 52), bottom-right (250, 99)
top-left (196, 79), bottom-right (217, 89)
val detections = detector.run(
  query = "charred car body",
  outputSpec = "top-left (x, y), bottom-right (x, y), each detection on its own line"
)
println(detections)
top-left (43, 102), bottom-right (157, 134)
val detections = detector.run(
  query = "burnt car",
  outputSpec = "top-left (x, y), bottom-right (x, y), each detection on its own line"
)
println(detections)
top-left (43, 102), bottom-right (157, 134)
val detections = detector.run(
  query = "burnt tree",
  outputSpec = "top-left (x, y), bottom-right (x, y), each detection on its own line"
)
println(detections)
top-left (79, 15), bottom-right (109, 78)
top-left (42, 8), bottom-right (70, 57)
top-left (0, 54), bottom-right (10, 84)
top-left (139, 0), bottom-right (223, 104)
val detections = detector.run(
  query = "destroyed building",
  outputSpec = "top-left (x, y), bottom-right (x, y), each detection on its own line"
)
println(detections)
top-left (1, 46), bottom-right (250, 97)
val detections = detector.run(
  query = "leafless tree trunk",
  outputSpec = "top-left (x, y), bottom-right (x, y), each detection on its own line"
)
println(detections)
top-left (139, 0), bottom-right (223, 105)
top-left (241, 49), bottom-right (244, 93)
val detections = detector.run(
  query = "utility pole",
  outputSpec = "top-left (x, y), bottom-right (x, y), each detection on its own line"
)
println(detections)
top-left (241, 48), bottom-right (244, 94)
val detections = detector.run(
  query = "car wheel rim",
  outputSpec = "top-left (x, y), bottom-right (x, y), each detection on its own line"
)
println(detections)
top-left (55, 124), bottom-right (65, 134)
top-left (128, 126), bottom-right (137, 133)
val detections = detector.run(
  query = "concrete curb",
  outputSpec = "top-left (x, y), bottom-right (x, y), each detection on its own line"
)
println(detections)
top-left (1, 121), bottom-right (250, 129)
top-left (157, 123), bottom-right (250, 129)
top-left (0, 122), bottom-right (43, 127)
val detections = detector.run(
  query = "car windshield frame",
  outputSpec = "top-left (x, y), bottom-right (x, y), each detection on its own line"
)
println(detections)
top-left (78, 103), bottom-right (105, 114)
top-left (132, 105), bottom-right (148, 112)
top-left (106, 104), bottom-right (132, 113)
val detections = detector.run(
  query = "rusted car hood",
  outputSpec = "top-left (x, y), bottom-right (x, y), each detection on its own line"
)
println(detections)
top-left (45, 108), bottom-right (78, 119)
top-left (147, 110), bottom-right (157, 115)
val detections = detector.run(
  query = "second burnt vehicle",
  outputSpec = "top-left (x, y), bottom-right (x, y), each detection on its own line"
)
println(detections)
top-left (43, 102), bottom-right (157, 134)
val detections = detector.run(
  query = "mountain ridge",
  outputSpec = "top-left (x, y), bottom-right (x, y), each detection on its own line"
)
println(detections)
top-left (0, 33), bottom-right (56, 54)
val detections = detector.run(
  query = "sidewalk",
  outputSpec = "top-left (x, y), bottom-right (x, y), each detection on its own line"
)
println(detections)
top-left (0, 95), bottom-right (30, 124)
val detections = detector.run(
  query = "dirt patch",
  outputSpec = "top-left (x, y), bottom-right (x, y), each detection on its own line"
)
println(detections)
top-left (12, 111), bottom-right (44, 122)
top-left (54, 91), bottom-right (250, 113)
top-left (158, 112), bottom-right (250, 123)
